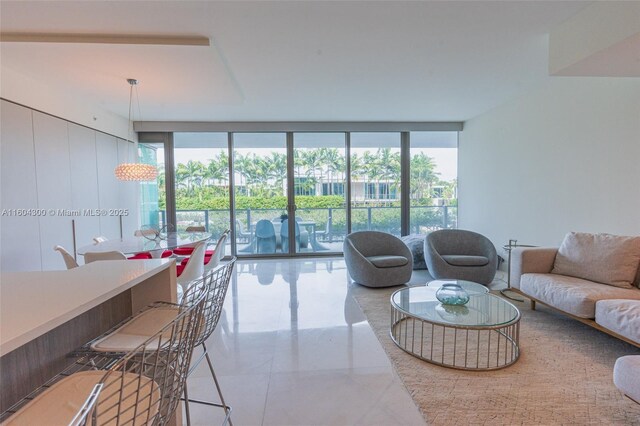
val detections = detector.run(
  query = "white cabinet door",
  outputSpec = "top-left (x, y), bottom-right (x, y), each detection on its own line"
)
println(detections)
top-left (95, 132), bottom-right (121, 239)
top-left (0, 101), bottom-right (42, 271)
top-left (32, 112), bottom-right (74, 270)
top-left (68, 123), bottom-right (101, 251)
top-left (117, 138), bottom-right (139, 237)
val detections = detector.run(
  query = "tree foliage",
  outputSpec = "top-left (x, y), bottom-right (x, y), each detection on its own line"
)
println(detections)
top-left (158, 148), bottom-right (455, 210)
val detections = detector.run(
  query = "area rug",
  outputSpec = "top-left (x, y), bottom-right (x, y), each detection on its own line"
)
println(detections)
top-left (351, 283), bottom-right (640, 425)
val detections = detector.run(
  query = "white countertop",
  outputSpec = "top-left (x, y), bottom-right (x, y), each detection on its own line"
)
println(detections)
top-left (0, 259), bottom-right (174, 356)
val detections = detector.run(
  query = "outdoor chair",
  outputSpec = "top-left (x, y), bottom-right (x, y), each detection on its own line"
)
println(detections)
top-left (281, 219), bottom-right (301, 252)
top-left (255, 220), bottom-right (276, 254)
top-left (314, 218), bottom-right (332, 242)
top-left (235, 219), bottom-right (252, 243)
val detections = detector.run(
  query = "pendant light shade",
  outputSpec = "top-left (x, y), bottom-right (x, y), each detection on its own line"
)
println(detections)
top-left (115, 163), bottom-right (158, 181)
top-left (115, 78), bottom-right (158, 182)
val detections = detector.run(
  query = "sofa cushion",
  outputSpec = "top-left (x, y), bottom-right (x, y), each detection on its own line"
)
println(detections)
top-left (367, 255), bottom-right (409, 268)
top-left (520, 273), bottom-right (640, 318)
top-left (595, 300), bottom-right (640, 344)
top-left (442, 255), bottom-right (489, 267)
top-left (551, 232), bottom-right (640, 289)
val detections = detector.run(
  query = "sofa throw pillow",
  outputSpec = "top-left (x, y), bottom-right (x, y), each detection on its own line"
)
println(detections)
top-left (551, 232), bottom-right (640, 288)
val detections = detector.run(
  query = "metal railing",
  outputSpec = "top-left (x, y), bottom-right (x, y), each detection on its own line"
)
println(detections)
top-left (159, 205), bottom-right (457, 240)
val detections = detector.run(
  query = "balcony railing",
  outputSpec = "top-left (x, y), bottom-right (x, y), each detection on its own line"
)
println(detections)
top-left (159, 205), bottom-right (457, 242)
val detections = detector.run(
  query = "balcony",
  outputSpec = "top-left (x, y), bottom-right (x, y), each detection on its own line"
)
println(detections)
top-left (159, 205), bottom-right (457, 254)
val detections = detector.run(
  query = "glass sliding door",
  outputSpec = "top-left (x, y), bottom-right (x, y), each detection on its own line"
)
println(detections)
top-left (409, 131), bottom-right (458, 232)
top-left (350, 133), bottom-right (402, 236)
top-left (233, 133), bottom-right (287, 255)
top-left (293, 133), bottom-right (347, 254)
top-left (172, 133), bottom-right (231, 251)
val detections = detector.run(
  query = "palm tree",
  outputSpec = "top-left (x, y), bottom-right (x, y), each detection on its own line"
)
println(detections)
top-left (410, 152), bottom-right (440, 199)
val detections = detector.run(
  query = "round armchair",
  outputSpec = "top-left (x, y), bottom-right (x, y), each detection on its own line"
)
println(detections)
top-left (424, 229), bottom-right (498, 285)
top-left (343, 231), bottom-right (413, 288)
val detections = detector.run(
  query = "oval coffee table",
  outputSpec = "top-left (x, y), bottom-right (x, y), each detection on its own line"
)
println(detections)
top-left (390, 281), bottom-right (521, 370)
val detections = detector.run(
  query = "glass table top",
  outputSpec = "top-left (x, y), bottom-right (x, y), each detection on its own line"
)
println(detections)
top-left (391, 285), bottom-right (520, 327)
top-left (426, 279), bottom-right (489, 295)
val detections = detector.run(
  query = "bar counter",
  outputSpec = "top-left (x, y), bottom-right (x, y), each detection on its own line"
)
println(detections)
top-left (0, 259), bottom-right (177, 412)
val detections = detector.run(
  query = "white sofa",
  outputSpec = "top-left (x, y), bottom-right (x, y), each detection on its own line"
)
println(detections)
top-left (510, 232), bottom-right (640, 347)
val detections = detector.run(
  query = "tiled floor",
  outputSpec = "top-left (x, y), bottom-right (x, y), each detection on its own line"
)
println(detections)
top-left (185, 257), bottom-right (426, 426)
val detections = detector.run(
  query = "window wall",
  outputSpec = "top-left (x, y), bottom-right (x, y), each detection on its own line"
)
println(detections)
top-left (141, 127), bottom-right (458, 257)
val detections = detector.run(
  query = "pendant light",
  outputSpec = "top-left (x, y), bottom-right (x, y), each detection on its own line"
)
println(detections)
top-left (114, 78), bottom-right (158, 181)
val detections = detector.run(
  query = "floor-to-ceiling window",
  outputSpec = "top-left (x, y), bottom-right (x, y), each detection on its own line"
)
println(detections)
top-left (233, 133), bottom-right (287, 255)
top-left (171, 133), bottom-right (231, 255)
top-left (409, 131), bottom-right (458, 232)
top-left (350, 133), bottom-right (402, 235)
top-left (140, 125), bottom-right (459, 258)
top-left (293, 133), bottom-right (347, 253)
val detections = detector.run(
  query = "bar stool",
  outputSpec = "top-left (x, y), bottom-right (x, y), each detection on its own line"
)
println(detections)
top-left (74, 260), bottom-right (236, 425)
top-left (0, 290), bottom-right (207, 426)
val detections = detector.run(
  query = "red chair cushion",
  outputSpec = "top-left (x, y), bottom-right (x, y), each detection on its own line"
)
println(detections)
top-left (161, 250), bottom-right (173, 258)
top-left (176, 263), bottom-right (186, 277)
top-left (173, 247), bottom-right (194, 256)
top-left (128, 253), bottom-right (153, 260)
top-left (181, 253), bottom-right (214, 266)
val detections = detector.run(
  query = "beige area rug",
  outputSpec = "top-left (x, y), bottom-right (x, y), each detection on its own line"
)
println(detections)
top-left (351, 283), bottom-right (640, 425)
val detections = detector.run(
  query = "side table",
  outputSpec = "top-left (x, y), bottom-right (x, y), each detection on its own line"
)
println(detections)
top-left (501, 239), bottom-right (536, 302)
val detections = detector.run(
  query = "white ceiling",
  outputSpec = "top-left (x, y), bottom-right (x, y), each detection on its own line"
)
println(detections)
top-left (0, 1), bottom-right (591, 122)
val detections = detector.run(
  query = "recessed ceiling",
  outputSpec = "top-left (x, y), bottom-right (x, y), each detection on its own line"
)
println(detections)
top-left (0, 1), bottom-right (591, 122)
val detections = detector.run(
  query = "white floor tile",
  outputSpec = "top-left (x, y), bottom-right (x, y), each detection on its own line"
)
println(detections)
top-left (186, 257), bottom-right (425, 426)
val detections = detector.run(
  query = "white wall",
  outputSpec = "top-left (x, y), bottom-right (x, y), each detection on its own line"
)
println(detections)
top-left (0, 100), bottom-right (139, 271)
top-left (458, 77), bottom-right (640, 249)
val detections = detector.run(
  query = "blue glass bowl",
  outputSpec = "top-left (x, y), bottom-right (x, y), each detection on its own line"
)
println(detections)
top-left (435, 283), bottom-right (470, 306)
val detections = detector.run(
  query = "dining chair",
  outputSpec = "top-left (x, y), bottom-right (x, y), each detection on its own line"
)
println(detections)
top-left (204, 231), bottom-right (230, 272)
top-left (1, 290), bottom-right (207, 426)
top-left (176, 241), bottom-right (207, 287)
top-left (53, 245), bottom-right (79, 269)
top-left (183, 230), bottom-right (229, 267)
top-left (83, 250), bottom-right (127, 264)
top-left (133, 229), bottom-right (173, 258)
top-left (281, 219), bottom-right (301, 252)
top-left (255, 219), bottom-right (276, 254)
top-left (173, 226), bottom-right (207, 256)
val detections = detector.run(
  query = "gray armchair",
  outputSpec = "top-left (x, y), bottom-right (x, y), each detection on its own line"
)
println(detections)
top-left (343, 231), bottom-right (413, 288)
top-left (424, 229), bottom-right (497, 285)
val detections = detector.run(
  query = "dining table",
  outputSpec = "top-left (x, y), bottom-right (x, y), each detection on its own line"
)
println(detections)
top-left (77, 231), bottom-right (212, 258)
